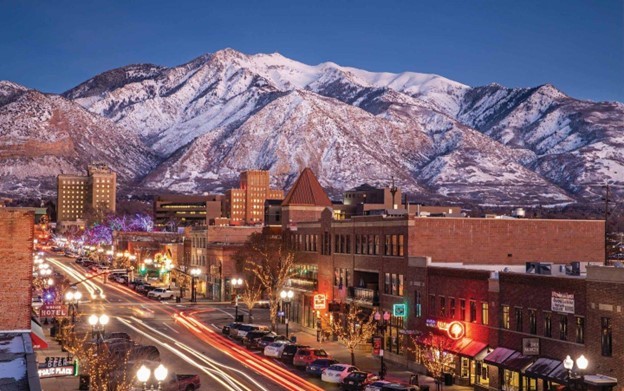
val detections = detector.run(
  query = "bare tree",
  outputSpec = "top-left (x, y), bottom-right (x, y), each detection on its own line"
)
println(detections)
top-left (327, 305), bottom-right (376, 365)
top-left (239, 279), bottom-right (263, 323)
top-left (239, 233), bottom-right (296, 332)
top-left (409, 332), bottom-right (455, 390)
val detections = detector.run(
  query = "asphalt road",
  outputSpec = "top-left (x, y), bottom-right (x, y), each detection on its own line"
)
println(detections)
top-left (45, 253), bottom-right (330, 391)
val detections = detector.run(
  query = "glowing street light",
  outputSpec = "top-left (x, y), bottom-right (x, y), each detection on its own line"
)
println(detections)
top-left (190, 268), bottom-right (201, 303)
top-left (137, 363), bottom-right (168, 390)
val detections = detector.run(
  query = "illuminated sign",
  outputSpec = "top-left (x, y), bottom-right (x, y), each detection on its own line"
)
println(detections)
top-left (393, 303), bottom-right (406, 317)
top-left (551, 292), bottom-right (574, 314)
top-left (39, 304), bottom-right (68, 318)
top-left (38, 365), bottom-right (75, 378)
top-left (425, 319), bottom-right (465, 340)
top-left (313, 294), bottom-right (327, 310)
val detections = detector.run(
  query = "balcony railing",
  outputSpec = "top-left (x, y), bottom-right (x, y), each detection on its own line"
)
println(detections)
top-left (348, 287), bottom-right (380, 306)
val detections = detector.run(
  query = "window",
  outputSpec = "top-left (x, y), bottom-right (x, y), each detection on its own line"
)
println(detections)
top-left (355, 235), bottom-right (361, 254)
top-left (544, 312), bottom-right (552, 338)
top-left (502, 305), bottom-right (510, 329)
top-left (398, 234), bottom-right (404, 256)
top-left (559, 315), bottom-right (568, 341)
top-left (391, 274), bottom-right (398, 296)
top-left (601, 317), bottom-right (612, 356)
top-left (469, 300), bottom-right (477, 322)
top-left (449, 298), bottom-right (456, 319)
top-left (440, 297), bottom-right (446, 317)
top-left (575, 317), bottom-right (584, 344)
top-left (414, 291), bottom-right (422, 318)
top-left (398, 275), bottom-right (404, 296)
top-left (429, 295), bottom-right (436, 316)
top-left (482, 302), bottom-right (489, 325)
top-left (460, 299), bottom-right (466, 321)
top-left (374, 235), bottom-right (380, 255)
top-left (529, 310), bottom-right (537, 335)
top-left (515, 307), bottom-right (523, 332)
top-left (384, 273), bottom-right (391, 294)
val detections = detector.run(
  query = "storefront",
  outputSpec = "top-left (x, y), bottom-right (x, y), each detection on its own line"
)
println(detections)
top-left (524, 358), bottom-right (567, 391)
top-left (455, 341), bottom-right (489, 387)
top-left (484, 347), bottom-right (535, 391)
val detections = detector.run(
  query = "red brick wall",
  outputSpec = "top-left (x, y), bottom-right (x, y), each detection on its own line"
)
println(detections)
top-left (0, 209), bottom-right (34, 331)
top-left (409, 218), bottom-right (604, 264)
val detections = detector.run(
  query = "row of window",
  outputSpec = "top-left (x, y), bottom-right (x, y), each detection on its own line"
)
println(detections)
top-left (428, 294), bottom-right (487, 324)
top-left (500, 305), bottom-right (586, 344)
top-left (384, 273), bottom-right (404, 296)
top-left (303, 233), bottom-right (404, 257)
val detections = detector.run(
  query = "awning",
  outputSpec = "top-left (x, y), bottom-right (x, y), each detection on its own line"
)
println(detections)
top-left (30, 319), bottom-right (48, 349)
top-left (448, 338), bottom-right (472, 354)
top-left (546, 363), bottom-right (568, 384)
top-left (584, 374), bottom-right (618, 387)
top-left (484, 347), bottom-right (516, 366)
top-left (502, 351), bottom-right (534, 372)
top-left (525, 358), bottom-right (562, 379)
top-left (458, 341), bottom-right (488, 359)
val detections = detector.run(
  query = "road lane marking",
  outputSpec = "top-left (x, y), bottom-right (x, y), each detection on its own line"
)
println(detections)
top-left (163, 322), bottom-right (180, 334)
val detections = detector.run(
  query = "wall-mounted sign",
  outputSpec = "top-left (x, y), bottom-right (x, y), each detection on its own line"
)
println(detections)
top-left (551, 292), bottom-right (574, 314)
top-left (39, 304), bottom-right (68, 318)
top-left (393, 304), bottom-right (406, 317)
top-left (425, 319), bottom-right (465, 340)
top-left (313, 294), bottom-right (327, 310)
top-left (38, 365), bottom-right (76, 378)
top-left (522, 338), bottom-right (540, 356)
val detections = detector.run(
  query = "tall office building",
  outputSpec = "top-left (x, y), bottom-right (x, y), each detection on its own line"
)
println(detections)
top-left (57, 164), bottom-right (117, 224)
top-left (224, 170), bottom-right (283, 225)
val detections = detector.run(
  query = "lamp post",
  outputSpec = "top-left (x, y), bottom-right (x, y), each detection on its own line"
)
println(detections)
top-left (232, 278), bottom-right (243, 321)
top-left (280, 289), bottom-right (294, 337)
top-left (564, 354), bottom-right (589, 390)
top-left (190, 268), bottom-right (201, 303)
top-left (88, 314), bottom-right (109, 347)
top-left (64, 291), bottom-right (82, 324)
top-left (137, 364), bottom-right (168, 391)
top-left (374, 310), bottom-right (390, 380)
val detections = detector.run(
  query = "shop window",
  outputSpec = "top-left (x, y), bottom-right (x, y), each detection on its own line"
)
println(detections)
top-left (529, 309), bottom-right (537, 335)
top-left (475, 362), bottom-right (489, 386)
top-left (449, 298), bottom-right (456, 319)
top-left (515, 307), bottom-right (523, 332)
top-left (543, 312), bottom-right (552, 338)
top-left (502, 305), bottom-right (510, 329)
top-left (439, 297), bottom-right (446, 317)
top-left (482, 302), bottom-right (489, 325)
top-left (601, 317), bottom-right (612, 356)
top-left (503, 369), bottom-right (520, 391)
top-left (414, 291), bottom-right (422, 318)
top-left (559, 315), bottom-right (568, 341)
top-left (460, 299), bottom-right (466, 321)
top-left (575, 316), bottom-right (584, 344)
top-left (470, 300), bottom-right (477, 322)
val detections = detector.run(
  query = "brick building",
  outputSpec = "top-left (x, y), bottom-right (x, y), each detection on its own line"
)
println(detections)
top-left (153, 194), bottom-right (223, 229)
top-left (224, 170), bottom-right (283, 225)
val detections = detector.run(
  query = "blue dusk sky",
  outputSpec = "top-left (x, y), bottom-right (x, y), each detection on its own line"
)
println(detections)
top-left (0, 0), bottom-right (622, 102)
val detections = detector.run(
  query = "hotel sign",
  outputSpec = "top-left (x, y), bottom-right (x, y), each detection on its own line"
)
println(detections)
top-left (551, 292), bottom-right (574, 314)
top-left (39, 304), bottom-right (68, 318)
top-left (313, 294), bottom-right (327, 310)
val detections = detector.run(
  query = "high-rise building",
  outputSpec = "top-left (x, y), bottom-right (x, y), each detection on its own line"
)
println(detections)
top-left (57, 164), bottom-right (117, 224)
top-left (153, 194), bottom-right (223, 229)
top-left (224, 170), bottom-right (283, 225)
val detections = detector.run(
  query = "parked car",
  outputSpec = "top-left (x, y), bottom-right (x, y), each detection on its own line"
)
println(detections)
top-left (305, 358), bottom-right (339, 377)
top-left (222, 322), bottom-right (242, 336)
top-left (293, 348), bottom-right (330, 368)
top-left (256, 334), bottom-right (289, 349)
top-left (159, 373), bottom-right (201, 391)
top-left (242, 330), bottom-right (273, 349)
top-left (364, 381), bottom-right (392, 391)
top-left (108, 332), bottom-right (132, 341)
top-left (232, 324), bottom-right (270, 340)
top-left (321, 364), bottom-right (359, 383)
top-left (342, 371), bottom-right (379, 390)
top-left (281, 344), bottom-right (310, 365)
top-left (379, 384), bottom-right (419, 391)
top-left (147, 288), bottom-right (175, 300)
top-left (263, 341), bottom-right (291, 358)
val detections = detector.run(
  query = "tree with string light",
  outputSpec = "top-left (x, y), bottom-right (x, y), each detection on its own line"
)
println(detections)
top-left (239, 278), bottom-right (263, 323)
top-left (327, 304), bottom-right (376, 366)
top-left (408, 332), bottom-right (455, 391)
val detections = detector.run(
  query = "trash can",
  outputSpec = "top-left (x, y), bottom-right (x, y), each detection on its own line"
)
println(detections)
top-left (410, 374), bottom-right (419, 385)
top-left (443, 373), bottom-right (453, 386)
top-left (290, 335), bottom-right (297, 343)
top-left (79, 375), bottom-right (90, 390)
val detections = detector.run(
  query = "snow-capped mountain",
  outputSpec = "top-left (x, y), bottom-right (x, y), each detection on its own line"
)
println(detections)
top-left (0, 81), bottom-right (158, 197)
top-left (1, 49), bottom-right (621, 205)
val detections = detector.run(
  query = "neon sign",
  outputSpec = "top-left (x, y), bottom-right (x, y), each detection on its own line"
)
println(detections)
top-left (425, 319), bottom-right (465, 340)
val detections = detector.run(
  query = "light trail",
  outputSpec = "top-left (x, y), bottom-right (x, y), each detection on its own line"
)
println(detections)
top-left (117, 316), bottom-right (271, 391)
top-left (175, 312), bottom-right (325, 391)
top-left (47, 257), bottom-right (103, 300)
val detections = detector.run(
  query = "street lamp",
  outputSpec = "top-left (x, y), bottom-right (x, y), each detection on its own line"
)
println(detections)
top-left (65, 291), bottom-right (82, 323)
top-left (564, 354), bottom-right (589, 390)
top-left (88, 313), bottom-right (109, 345)
top-left (374, 310), bottom-right (391, 379)
top-left (232, 278), bottom-right (243, 321)
top-left (190, 268), bottom-right (201, 303)
top-left (137, 364), bottom-right (168, 390)
top-left (280, 289), bottom-right (294, 337)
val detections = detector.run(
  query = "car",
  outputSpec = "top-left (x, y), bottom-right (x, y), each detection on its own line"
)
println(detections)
top-left (379, 385), bottom-right (419, 391)
top-left (232, 324), bottom-right (270, 340)
top-left (114, 275), bottom-right (128, 284)
top-left (342, 371), bottom-right (379, 390)
top-left (293, 348), bottom-right (330, 368)
top-left (281, 344), bottom-right (310, 365)
top-left (364, 381), bottom-right (392, 391)
top-left (222, 322), bottom-right (242, 336)
top-left (147, 288), bottom-right (175, 300)
top-left (242, 330), bottom-right (272, 349)
top-left (263, 341), bottom-right (291, 358)
top-left (321, 364), bottom-right (359, 383)
top-left (305, 358), bottom-right (339, 377)
top-left (256, 334), bottom-right (289, 349)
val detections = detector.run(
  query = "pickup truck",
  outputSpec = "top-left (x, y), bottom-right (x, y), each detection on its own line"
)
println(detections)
top-left (147, 288), bottom-right (175, 300)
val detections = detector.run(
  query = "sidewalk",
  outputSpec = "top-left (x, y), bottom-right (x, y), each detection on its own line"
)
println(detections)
top-left (37, 321), bottom-right (80, 391)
